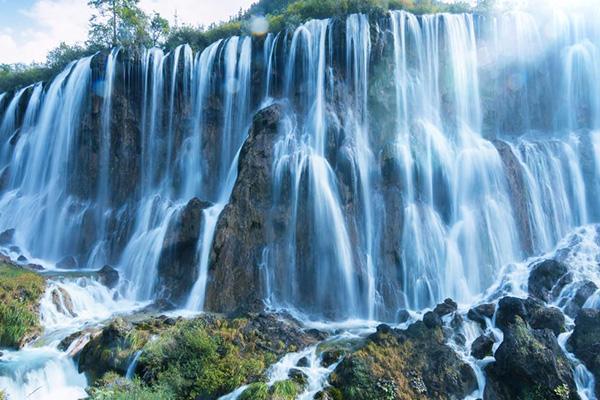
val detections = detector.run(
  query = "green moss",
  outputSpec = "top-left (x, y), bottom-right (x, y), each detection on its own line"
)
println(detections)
top-left (271, 380), bottom-right (299, 399)
top-left (89, 372), bottom-right (174, 400)
top-left (240, 382), bottom-right (269, 400)
top-left (136, 318), bottom-right (281, 399)
top-left (0, 263), bottom-right (45, 348)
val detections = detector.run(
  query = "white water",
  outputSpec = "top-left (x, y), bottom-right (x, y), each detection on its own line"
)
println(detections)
top-left (1, 5), bottom-right (600, 399)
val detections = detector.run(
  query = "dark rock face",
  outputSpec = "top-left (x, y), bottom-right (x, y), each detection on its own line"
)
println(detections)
top-left (495, 296), bottom-right (528, 331)
top-left (56, 255), bottom-right (78, 269)
top-left (563, 280), bottom-right (598, 318)
top-left (567, 309), bottom-right (600, 398)
top-left (494, 140), bottom-right (533, 254)
top-left (330, 321), bottom-right (477, 400)
top-left (528, 259), bottom-right (570, 302)
top-left (423, 311), bottom-right (443, 329)
top-left (433, 298), bottom-right (458, 317)
top-left (156, 197), bottom-right (211, 305)
top-left (484, 316), bottom-right (579, 400)
top-left (0, 228), bottom-right (15, 245)
top-left (78, 318), bottom-right (137, 381)
top-left (97, 265), bottom-right (119, 289)
top-left (467, 303), bottom-right (496, 329)
top-left (205, 104), bottom-right (284, 313)
top-left (471, 334), bottom-right (494, 359)
top-left (529, 306), bottom-right (565, 336)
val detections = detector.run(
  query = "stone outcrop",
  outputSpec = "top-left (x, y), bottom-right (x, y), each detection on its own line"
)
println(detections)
top-left (528, 259), bottom-right (571, 303)
top-left (204, 104), bottom-right (284, 314)
top-left (567, 309), bottom-right (600, 398)
top-left (329, 322), bottom-right (477, 400)
top-left (156, 197), bottom-right (211, 305)
top-left (484, 296), bottom-right (579, 400)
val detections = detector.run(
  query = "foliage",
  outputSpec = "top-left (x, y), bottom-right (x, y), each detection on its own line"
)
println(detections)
top-left (88, 0), bottom-right (150, 48)
top-left (0, 263), bottom-right (45, 348)
top-left (138, 318), bottom-right (273, 399)
top-left (89, 372), bottom-right (174, 400)
top-left (149, 13), bottom-right (170, 47)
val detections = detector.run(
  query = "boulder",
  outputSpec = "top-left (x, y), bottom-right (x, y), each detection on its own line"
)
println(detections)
top-left (56, 255), bottom-right (78, 269)
top-left (564, 280), bottom-right (598, 318)
top-left (495, 297), bottom-right (528, 331)
top-left (156, 197), bottom-right (211, 305)
top-left (528, 259), bottom-right (570, 302)
top-left (205, 104), bottom-right (284, 313)
top-left (51, 286), bottom-right (77, 317)
top-left (529, 306), bottom-right (565, 336)
top-left (467, 303), bottom-right (496, 329)
top-left (97, 265), bottom-right (119, 289)
top-left (330, 321), bottom-right (477, 399)
top-left (566, 309), bottom-right (600, 398)
top-left (396, 309), bottom-right (411, 324)
top-left (78, 318), bottom-right (138, 381)
top-left (433, 298), bottom-right (458, 317)
top-left (0, 229), bottom-right (15, 245)
top-left (471, 334), bottom-right (494, 359)
top-left (484, 316), bottom-right (579, 400)
top-left (423, 311), bottom-right (443, 329)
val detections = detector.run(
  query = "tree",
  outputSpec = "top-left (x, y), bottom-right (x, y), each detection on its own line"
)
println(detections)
top-left (87, 0), bottom-right (152, 48)
top-left (149, 12), bottom-right (170, 47)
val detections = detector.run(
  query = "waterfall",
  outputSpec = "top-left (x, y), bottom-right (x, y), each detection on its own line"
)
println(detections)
top-left (0, 9), bottom-right (599, 322)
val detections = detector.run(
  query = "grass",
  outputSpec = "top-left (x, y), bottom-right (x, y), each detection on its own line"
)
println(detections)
top-left (0, 262), bottom-right (45, 348)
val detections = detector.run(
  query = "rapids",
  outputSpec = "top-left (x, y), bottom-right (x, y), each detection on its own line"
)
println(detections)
top-left (1, 4), bottom-right (600, 399)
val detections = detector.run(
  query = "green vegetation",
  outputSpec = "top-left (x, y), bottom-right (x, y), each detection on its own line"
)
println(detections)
top-left (0, 0), bottom-right (482, 94)
top-left (237, 380), bottom-right (300, 400)
top-left (89, 372), bottom-right (173, 400)
top-left (86, 314), bottom-right (317, 400)
top-left (0, 263), bottom-right (45, 349)
top-left (137, 318), bottom-right (276, 399)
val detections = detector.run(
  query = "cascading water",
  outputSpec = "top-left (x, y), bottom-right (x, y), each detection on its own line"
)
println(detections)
top-left (1, 4), bottom-right (600, 398)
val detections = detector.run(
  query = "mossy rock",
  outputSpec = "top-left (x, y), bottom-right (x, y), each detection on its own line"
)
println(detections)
top-left (329, 322), bottom-right (477, 400)
top-left (0, 262), bottom-right (45, 348)
top-left (88, 371), bottom-right (174, 400)
top-left (87, 312), bottom-right (323, 400)
top-left (239, 380), bottom-right (300, 400)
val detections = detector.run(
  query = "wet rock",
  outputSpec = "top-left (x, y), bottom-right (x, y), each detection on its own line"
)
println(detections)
top-left (0, 228), bottom-right (15, 245)
top-left (467, 303), bottom-right (496, 329)
top-left (321, 348), bottom-right (345, 367)
top-left (433, 298), bottom-right (458, 317)
top-left (495, 297), bottom-right (528, 331)
top-left (24, 263), bottom-right (44, 271)
top-left (529, 306), bottom-right (565, 336)
top-left (16, 255), bottom-right (27, 263)
top-left (297, 356), bottom-right (310, 367)
top-left (423, 311), bottom-right (443, 329)
top-left (471, 334), bottom-right (494, 359)
top-left (51, 286), bottom-right (76, 317)
top-left (97, 265), bottom-right (119, 289)
top-left (484, 316), bottom-right (578, 400)
top-left (396, 309), bottom-right (411, 323)
top-left (528, 259), bottom-right (570, 302)
top-left (564, 280), bottom-right (598, 319)
top-left (78, 318), bottom-right (139, 381)
top-left (156, 197), bottom-right (212, 305)
top-left (330, 321), bottom-right (477, 399)
top-left (450, 313), bottom-right (463, 329)
top-left (205, 104), bottom-right (284, 313)
top-left (56, 255), bottom-right (78, 269)
top-left (289, 368), bottom-right (309, 387)
top-left (567, 309), bottom-right (600, 398)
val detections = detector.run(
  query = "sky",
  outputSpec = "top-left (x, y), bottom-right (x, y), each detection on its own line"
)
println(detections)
top-left (0, 0), bottom-right (256, 64)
